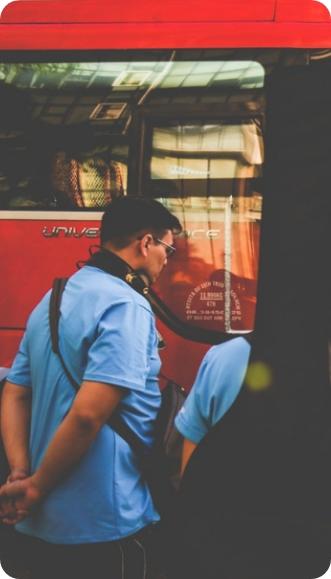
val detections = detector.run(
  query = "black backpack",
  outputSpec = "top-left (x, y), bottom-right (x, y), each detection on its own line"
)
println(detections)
top-left (49, 276), bottom-right (186, 517)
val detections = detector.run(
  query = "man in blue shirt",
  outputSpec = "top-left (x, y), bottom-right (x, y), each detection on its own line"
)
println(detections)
top-left (175, 337), bottom-right (251, 475)
top-left (0, 197), bottom-right (181, 579)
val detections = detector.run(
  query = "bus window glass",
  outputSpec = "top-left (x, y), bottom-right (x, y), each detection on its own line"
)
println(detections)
top-left (0, 58), bottom-right (264, 214)
top-left (0, 53), bottom-right (265, 334)
top-left (149, 119), bottom-right (264, 333)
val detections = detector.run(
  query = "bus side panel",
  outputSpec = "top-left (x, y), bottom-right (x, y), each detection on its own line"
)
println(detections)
top-left (158, 320), bottom-right (210, 390)
top-left (0, 217), bottom-right (211, 388)
top-left (0, 218), bottom-right (101, 330)
top-left (0, 329), bottom-right (24, 372)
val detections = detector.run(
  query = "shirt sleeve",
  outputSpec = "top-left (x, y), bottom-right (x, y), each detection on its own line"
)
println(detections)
top-left (6, 332), bottom-right (32, 388)
top-left (175, 352), bottom-right (214, 444)
top-left (83, 300), bottom-right (156, 392)
top-left (175, 339), bottom-right (250, 444)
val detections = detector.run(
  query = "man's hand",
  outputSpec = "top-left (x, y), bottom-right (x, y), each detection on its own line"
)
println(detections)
top-left (0, 380), bottom-right (124, 524)
top-left (0, 476), bottom-right (42, 525)
top-left (7, 467), bottom-right (29, 483)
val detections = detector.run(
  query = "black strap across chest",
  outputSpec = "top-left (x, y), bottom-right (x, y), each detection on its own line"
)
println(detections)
top-left (49, 256), bottom-right (150, 458)
top-left (49, 249), bottom-right (252, 457)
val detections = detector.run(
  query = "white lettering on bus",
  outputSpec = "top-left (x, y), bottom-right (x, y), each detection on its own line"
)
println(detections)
top-left (42, 226), bottom-right (100, 238)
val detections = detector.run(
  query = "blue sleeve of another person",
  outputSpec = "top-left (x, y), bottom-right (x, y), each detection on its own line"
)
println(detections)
top-left (175, 337), bottom-right (251, 444)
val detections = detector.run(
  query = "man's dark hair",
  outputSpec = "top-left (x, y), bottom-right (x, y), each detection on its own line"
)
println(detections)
top-left (100, 196), bottom-right (182, 246)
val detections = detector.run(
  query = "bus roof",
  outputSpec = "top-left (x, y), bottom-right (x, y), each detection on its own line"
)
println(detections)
top-left (0, 0), bottom-right (330, 49)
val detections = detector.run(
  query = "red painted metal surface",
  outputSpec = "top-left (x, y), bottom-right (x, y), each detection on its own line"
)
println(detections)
top-left (1, 0), bottom-right (277, 23)
top-left (276, 0), bottom-right (331, 21)
top-left (2, 0), bottom-right (330, 24)
top-left (0, 218), bottom-right (100, 327)
top-left (158, 320), bottom-right (210, 391)
top-left (0, 22), bottom-right (330, 49)
top-left (0, 217), bottom-right (99, 373)
top-left (0, 0), bottom-right (329, 49)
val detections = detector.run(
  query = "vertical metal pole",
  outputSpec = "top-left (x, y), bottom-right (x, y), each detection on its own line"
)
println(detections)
top-left (224, 195), bottom-right (232, 332)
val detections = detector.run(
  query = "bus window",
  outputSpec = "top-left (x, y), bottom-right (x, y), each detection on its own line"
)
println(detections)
top-left (0, 61), bottom-right (135, 210)
top-left (138, 59), bottom-right (265, 334)
top-left (0, 52), bottom-right (265, 343)
top-left (147, 119), bottom-right (263, 333)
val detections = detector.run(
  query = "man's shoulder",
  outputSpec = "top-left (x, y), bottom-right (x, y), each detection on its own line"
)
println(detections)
top-left (27, 289), bottom-right (52, 326)
top-left (69, 267), bottom-right (152, 312)
top-left (194, 337), bottom-right (251, 407)
top-left (197, 337), bottom-right (251, 389)
top-left (206, 336), bottom-right (251, 364)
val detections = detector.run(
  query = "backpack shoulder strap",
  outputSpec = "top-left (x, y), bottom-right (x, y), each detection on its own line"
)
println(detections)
top-left (49, 278), bottom-right (80, 391)
top-left (49, 276), bottom-right (147, 456)
top-left (108, 414), bottom-right (148, 457)
top-left (49, 277), bottom-right (68, 355)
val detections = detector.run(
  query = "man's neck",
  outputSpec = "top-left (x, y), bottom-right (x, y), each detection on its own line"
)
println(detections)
top-left (87, 249), bottom-right (150, 295)
top-left (102, 244), bottom-right (138, 272)
top-left (101, 244), bottom-right (151, 287)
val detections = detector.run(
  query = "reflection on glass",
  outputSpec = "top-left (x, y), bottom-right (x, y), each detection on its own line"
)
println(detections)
top-left (150, 122), bottom-right (263, 201)
top-left (0, 61), bottom-right (264, 91)
top-left (154, 195), bottom-right (262, 333)
top-left (0, 57), bottom-right (264, 211)
top-left (149, 119), bottom-right (263, 332)
top-left (51, 152), bottom-right (126, 209)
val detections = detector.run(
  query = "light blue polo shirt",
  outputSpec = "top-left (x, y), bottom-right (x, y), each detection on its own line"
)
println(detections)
top-left (7, 266), bottom-right (161, 544)
top-left (175, 337), bottom-right (251, 444)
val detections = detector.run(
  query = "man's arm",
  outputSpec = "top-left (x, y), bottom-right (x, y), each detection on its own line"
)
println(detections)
top-left (1, 381), bottom-right (32, 480)
top-left (0, 380), bottom-right (124, 523)
top-left (180, 438), bottom-right (197, 477)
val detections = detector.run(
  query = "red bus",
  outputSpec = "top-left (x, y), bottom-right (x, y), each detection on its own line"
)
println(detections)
top-left (0, 0), bottom-right (330, 391)
top-left (0, 3), bottom-right (330, 579)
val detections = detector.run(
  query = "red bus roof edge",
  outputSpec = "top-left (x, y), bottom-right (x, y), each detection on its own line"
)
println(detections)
top-left (1, 0), bottom-right (331, 24)
top-left (1, 0), bottom-right (277, 24)
top-left (0, 22), bottom-right (330, 50)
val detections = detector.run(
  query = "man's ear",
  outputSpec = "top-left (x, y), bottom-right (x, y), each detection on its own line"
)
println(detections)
top-left (138, 233), bottom-right (152, 257)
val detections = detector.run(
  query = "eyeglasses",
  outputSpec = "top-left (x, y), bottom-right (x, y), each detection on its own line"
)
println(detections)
top-left (154, 238), bottom-right (176, 257)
